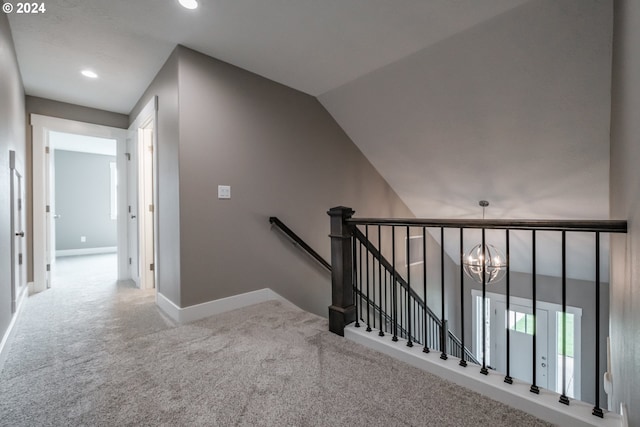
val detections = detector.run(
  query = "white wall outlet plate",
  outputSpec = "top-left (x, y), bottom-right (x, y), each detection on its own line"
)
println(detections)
top-left (218, 185), bottom-right (231, 199)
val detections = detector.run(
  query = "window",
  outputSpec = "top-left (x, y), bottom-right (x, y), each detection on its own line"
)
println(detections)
top-left (508, 310), bottom-right (534, 335)
top-left (110, 162), bottom-right (117, 220)
top-left (406, 235), bottom-right (424, 266)
top-left (557, 312), bottom-right (574, 357)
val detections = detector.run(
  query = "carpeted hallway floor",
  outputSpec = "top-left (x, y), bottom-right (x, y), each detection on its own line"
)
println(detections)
top-left (0, 254), bottom-right (553, 426)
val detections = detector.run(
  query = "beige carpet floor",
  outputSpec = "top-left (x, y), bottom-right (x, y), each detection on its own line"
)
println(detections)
top-left (0, 254), bottom-right (553, 426)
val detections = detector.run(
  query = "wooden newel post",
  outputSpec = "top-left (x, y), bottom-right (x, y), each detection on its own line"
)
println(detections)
top-left (328, 206), bottom-right (356, 336)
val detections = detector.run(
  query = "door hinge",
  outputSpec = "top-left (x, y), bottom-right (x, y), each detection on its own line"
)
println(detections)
top-left (45, 147), bottom-right (50, 154)
top-left (18, 253), bottom-right (23, 265)
top-left (148, 145), bottom-right (153, 153)
top-left (128, 205), bottom-right (132, 214)
top-left (125, 153), bottom-right (131, 161)
top-left (46, 264), bottom-right (51, 272)
top-left (18, 198), bottom-right (22, 210)
top-left (149, 204), bottom-right (154, 213)
top-left (150, 263), bottom-right (154, 271)
top-left (46, 205), bottom-right (50, 213)
top-left (129, 257), bottom-right (132, 265)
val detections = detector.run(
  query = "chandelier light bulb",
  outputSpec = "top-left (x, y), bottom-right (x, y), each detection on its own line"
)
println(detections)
top-left (179, 0), bottom-right (198, 9)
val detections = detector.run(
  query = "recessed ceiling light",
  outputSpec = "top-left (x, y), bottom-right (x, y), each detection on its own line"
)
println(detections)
top-left (81, 69), bottom-right (98, 79)
top-left (179, 0), bottom-right (198, 9)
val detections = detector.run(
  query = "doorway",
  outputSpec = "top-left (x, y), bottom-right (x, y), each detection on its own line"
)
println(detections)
top-left (50, 132), bottom-right (119, 285)
top-left (31, 115), bottom-right (128, 293)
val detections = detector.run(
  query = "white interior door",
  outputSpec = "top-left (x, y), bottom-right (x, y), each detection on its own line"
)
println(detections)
top-left (10, 151), bottom-right (26, 312)
top-left (49, 149), bottom-right (56, 264)
top-left (140, 126), bottom-right (155, 289)
top-left (128, 97), bottom-right (157, 291)
top-left (492, 300), bottom-right (548, 388)
top-left (127, 133), bottom-right (140, 287)
top-left (44, 141), bottom-right (52, 288)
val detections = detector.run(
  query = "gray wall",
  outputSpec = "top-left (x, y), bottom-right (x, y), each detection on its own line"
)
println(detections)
top-left (25, 96), bottom-right (128, 280)
top-left (0, 13), bottom-right (26, 350)
top-left (54, 150), bottom-right (117, 251)
top-left (143, 46), bottom-right (414, 316)
top-left (130, 48), bottom-right (181, 305)
top-left (610, 0), bottom-right (640, 423)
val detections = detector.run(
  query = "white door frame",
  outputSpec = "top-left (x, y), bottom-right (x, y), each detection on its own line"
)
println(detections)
top-left (473, 289), bottom-right (582, 398)
top-left (31, 114), bottom-right (128, 292)
top-left (128, 97), bottom-right (158, 290)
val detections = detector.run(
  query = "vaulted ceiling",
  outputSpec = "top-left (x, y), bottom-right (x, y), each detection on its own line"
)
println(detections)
top-left (7, 0), bottom-right (614, 279)
top-left (7, 0), bottom-right (529, 113)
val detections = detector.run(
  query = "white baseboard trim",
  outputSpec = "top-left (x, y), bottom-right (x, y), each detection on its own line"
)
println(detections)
top-left (56, 246), bottom-right (117, 257)
top-left (345, 325), bottom-right (622, 427)
top-left (0, 285), bottom-right (28, 374)
top-left (156, 288), bottom-right (293, 324)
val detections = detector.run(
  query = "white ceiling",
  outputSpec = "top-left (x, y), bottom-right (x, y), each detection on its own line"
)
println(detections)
top-left (7, 0), bottom-right (528, 114)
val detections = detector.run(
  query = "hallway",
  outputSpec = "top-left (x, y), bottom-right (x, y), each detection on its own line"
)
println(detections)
top-left (0, 254), bottom-right (170, 425)
top-left (0, 257), bottom-right (550, 426)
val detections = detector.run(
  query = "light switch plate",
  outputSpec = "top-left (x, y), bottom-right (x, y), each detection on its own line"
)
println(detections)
top-left (218, 185), bottom-right (231, 199)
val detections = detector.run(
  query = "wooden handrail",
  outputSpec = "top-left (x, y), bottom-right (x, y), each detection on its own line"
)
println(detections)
top-left (348, 218), bottom-right (627, 233)
top-left (269, 216), bottom-right (332, 271)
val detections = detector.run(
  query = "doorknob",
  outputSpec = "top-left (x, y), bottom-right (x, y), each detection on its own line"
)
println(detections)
top-left (15, 231), bottom-right (24, 237)
top-left (131, 215), bottom-right (137, 219)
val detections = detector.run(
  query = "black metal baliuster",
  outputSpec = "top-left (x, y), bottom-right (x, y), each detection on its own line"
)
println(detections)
top-left (326, 206), bottom-right (627, 419)
top-left (270, 210), bottom-right (628, 419)
top-left (269, 214), bottom-right (476, 363)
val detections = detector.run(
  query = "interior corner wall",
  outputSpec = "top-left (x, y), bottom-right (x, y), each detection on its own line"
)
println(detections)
top-left (175, 46), bottom-right (414, 316)
top-left (130, 47), bottom-right (181, 306)
top-left (0, 13), bottom-right (26, 343)
top-left (610, 0), bottom-right (640, 423)
top-left (24, 96), bottom-right (128, 282)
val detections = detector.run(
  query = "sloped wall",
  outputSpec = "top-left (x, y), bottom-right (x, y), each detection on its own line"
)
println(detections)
top-left (320, 0), bottom-right (612, 222)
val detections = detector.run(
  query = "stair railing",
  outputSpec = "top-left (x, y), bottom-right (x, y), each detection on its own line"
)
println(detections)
top-left (352, 226), bottom-right (478, 364)
top-left (328, 206), bottom-right (627, 419)
top-left (271, 215), bottom-right (475, 362)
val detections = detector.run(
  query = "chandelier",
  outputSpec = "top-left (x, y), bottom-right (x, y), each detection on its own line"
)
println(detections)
top-left (462, 201), bottom-right (507, 285)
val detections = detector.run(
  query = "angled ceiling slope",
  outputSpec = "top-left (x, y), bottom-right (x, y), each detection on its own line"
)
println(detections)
top-left (8, 0), bottom-right (528, 114)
